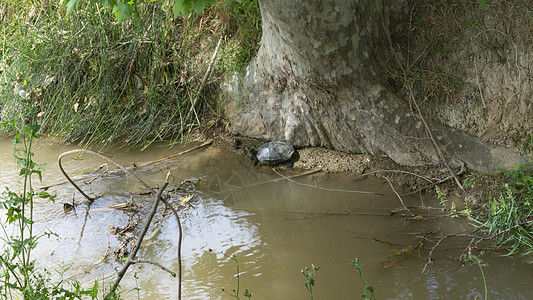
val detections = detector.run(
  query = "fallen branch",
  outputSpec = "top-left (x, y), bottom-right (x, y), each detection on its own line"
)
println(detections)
top-left (361, 169), bottom-right (435, 184)
top-left (58, 149), bottom-right (155, 202)
top-left (106, 172), bottom-right (171, 298)
top-left (421, 233), bottom-right (479, 273)
top-left (59, 149), bottom-right (185, 299)
top-left (389, 206), bottom-right (447, 215)
top-left (400, 167), bottom-right (466, 197)
top-left (235, 168), bottom-right (322, 189)
top-left (43, 140), bottom-right (212, 191)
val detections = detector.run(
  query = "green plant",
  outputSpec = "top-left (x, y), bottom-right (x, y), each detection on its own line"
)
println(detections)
top-left (466, 15), bottom-right (480, 27)
top-left (462, 248), bottom-right (487, 300)
top-left (469, 164), bottom-right (533, 256)
top-left (216, 250), bottom-right (252, 300)
top-left (217, 0), bottom-right (261, 73)
top-left (350, 258), bottom-right (376, 300)
top-left (1, 1), bottom-right (260, 149)
top-left (435, 186), bottom-right (458, 217)
top-left (301, 264), bottom-right (319, 300)
top-left (0, 88), bottom-right (98, 299)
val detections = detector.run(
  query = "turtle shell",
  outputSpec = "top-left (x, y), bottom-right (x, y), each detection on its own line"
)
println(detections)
top-left (255, 141), bottom-right (295, 164)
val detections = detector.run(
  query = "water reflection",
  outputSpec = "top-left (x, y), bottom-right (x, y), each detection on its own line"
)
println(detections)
top-left (1, 140), bottom-right (532, 299)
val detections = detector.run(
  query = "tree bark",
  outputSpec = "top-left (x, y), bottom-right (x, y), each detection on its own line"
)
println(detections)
top-left (223, 0), bottom-right (528, 172)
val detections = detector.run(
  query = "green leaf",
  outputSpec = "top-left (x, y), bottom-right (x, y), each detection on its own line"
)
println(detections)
top-left (113, 0), bottom-right (134, 22)
top-left (103, 0), bottom-right (118, 9)
top-left (65, 0), bottom-right (81, 14)
top-left (174, 0), bottom-right (192, 17)
top-left (192, 1), bottom-right (207, 13)
top-left (477, 0), bottom-right (487, 8)
top-left (364, 284), bottom-right (375, 292)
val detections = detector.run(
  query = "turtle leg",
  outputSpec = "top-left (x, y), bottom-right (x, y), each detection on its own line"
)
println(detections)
top-left (253, 156), bottom-right (259, 166)
top-left (285, 160), bottom-right (294, 168)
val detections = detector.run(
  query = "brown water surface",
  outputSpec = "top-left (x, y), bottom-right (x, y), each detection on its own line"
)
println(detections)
top-left (0, 139), bottom-right (532, 299)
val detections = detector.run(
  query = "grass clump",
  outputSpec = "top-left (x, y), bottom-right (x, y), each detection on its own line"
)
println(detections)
top-left (469, 163), bottom-right (533, 257)
top-left (0, 0), bottom-right (261, 149)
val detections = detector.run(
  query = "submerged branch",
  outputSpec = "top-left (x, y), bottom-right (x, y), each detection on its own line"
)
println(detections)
top-left (58, 149), bottom-right (153, 202)
top-left (107, 172), bottom-right (170, 298)
top-left (45, 140), bottom-right (212, 191)
top-left (272, 168), bottom-right (385, 195)
top-left (59, 148), bottom-right (186, 299)
top-left (129, 259), bottom-right (176, 277)
top-left (382, 176), bottom-right (415, 217)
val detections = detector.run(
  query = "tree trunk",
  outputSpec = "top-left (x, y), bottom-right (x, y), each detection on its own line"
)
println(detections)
top-left (223, 0), bottom-right (528, 172)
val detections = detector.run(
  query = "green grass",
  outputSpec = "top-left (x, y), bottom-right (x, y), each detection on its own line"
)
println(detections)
top-left (0, 0), bottom-right (261, 149)
top-left (469, 164), bottom-right (533, 258)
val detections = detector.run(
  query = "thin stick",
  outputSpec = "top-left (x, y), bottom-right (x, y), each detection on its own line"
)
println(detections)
top-left (129, 260), bottom-right (176, 277)
top-left (186, 38), bottom-right (222, 124)
top-left (361, 169), bottom-right (435, 183)
top-left (421, 233), bottom-right (479, 273)
top-left (473, 57), bottom-right (486, 108)
top-left (235, 168), bottom-right (323, 190)
top-left (272, 168), bottom-right (386, 195)
top-left (400, 167), bottom-right (466, 197)
top-left (382, 176), bottom-right (415, 217)
top-left (132, 140), bottom-right (212, 169)
top-left (106, 172), bottom-right (170, 298)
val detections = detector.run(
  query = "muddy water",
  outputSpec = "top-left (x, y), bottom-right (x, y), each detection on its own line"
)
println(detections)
top-left (1, 139), bottom-right (532, 299)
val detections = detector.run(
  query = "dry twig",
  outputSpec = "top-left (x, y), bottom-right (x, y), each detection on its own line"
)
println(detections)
top-left (382, 176), bottom-right (415, 217)
top-left (272, 168), bottom-right (385, 195)
top-left (380, 11), bottom-right (464, 192)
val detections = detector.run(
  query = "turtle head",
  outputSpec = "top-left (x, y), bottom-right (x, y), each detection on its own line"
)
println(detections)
top-left (245, 146), bottom-right (258, 163)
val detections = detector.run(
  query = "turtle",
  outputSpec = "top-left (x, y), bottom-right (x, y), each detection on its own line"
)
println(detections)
top-left (246, 141), bottom-right (299, 168)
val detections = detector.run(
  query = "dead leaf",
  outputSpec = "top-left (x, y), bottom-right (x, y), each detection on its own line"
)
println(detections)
top-left (383, 261), bottom-right (396, 269)
top-left (179, 194), bottom-right (193, 206)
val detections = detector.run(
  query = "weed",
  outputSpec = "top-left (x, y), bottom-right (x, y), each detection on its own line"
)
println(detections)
top-left (0, 89), bottom-right (98, 298)
top-left (215, 250), bottom-right (252, 300)
top-left (522, 130), bottom-right (533, 157)
top-left (350, 258), bottom-right (376, 300)
top-left (301, 264), bottom-right (319, 300)
top-left (461, 248), bottom-right (487, 300)
top-left (217, 0), bottom-right (261, 73)
top-left (468, 164), bottom-right (533, 257)
top-left (436, 186), bottom-right (459, 217)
